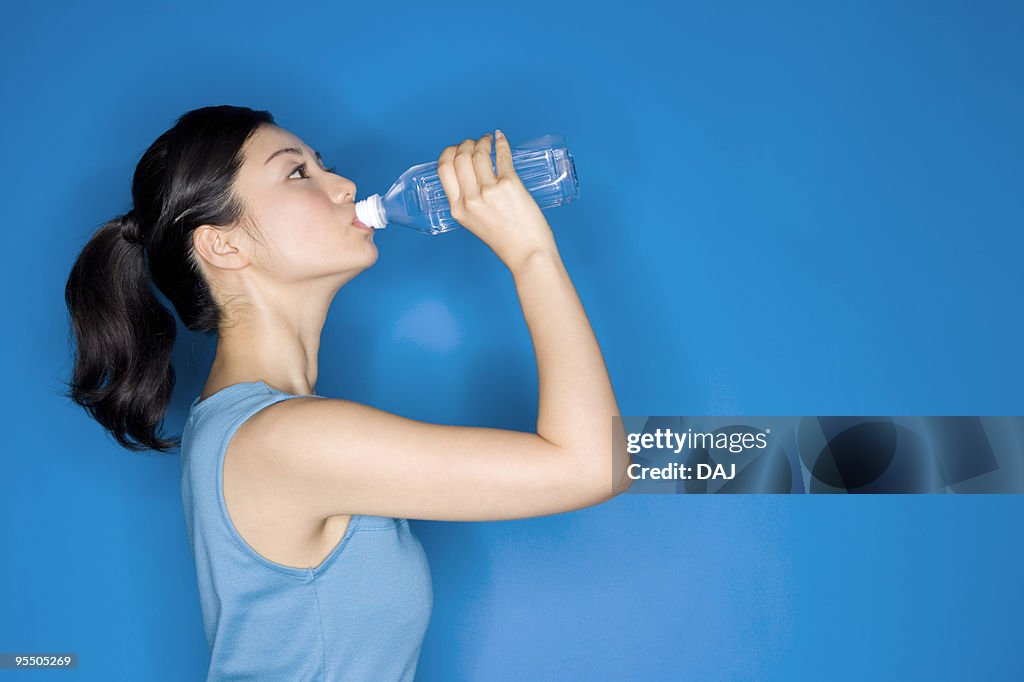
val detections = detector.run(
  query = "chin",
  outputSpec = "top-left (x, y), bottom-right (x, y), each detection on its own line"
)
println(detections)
top-left (352, 242), bottom-right (380, 269)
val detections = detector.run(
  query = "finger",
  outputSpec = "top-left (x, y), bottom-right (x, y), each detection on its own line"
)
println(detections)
top-left (437, 145), bottom-right (460, 206)
top-left (494, 129), bottom-right (515, 179)
top-left (472, 133), bottom-right (496, 187)
top-left (453, 137), bottom-right (480, 200)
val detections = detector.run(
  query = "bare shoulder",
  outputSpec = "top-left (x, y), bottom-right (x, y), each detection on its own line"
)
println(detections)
top-left (224, 397), bottom-right (354, 566)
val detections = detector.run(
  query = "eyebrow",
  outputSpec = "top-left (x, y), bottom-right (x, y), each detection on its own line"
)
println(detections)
top-left (265, 146), bottom-right (324, 166)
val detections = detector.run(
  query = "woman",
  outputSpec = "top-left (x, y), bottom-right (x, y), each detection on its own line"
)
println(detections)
top-left (64, 105), bottom-right (632, 680)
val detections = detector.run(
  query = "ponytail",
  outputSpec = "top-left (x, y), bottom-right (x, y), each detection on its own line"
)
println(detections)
top-left (64, 212), bottom-right (179, 452)
top-left (63, 104), bottom-right (275, 452)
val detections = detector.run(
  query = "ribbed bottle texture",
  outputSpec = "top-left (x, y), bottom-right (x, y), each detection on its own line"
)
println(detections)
top-left (355, 134), bottom-right (580, 235)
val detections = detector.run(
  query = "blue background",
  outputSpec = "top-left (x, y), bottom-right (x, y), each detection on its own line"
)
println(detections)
top-left (2, 0), bottom-right (1022, 679)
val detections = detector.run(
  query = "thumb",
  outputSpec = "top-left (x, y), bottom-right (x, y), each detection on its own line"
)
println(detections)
top-left (493, 129), bottom-right (515, 179)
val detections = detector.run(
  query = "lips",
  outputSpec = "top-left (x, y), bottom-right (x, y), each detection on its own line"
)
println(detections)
top-left (352, 217), bottom-right (373, 232)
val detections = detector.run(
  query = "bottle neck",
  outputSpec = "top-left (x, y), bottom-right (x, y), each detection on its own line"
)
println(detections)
top-left (355, 194), bottom-right (387, 229)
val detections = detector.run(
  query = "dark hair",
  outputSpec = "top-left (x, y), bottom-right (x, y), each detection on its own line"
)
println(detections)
top-left (63, 105), bottom-right (275, 453)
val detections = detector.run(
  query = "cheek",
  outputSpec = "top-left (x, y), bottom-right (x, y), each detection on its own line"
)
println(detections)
top-left (285, 212), bottom-right (348, 265)
top-left (291, 199), bottom-right (341, 237)
top-left (254, 196), bottom-right (352, 269)
top-left (267, 200), bottom-right (330, 243)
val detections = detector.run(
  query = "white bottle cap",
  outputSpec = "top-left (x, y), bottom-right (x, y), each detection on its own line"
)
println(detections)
top-left (355, 194), bottom-right (386, 229)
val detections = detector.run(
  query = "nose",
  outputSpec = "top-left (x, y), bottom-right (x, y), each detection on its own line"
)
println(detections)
top-left (332, 177), bottom-right (357, 203)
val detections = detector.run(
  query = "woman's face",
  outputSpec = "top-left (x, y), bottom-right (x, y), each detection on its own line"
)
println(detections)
top-left (227, 123), bottom-right (377, 283)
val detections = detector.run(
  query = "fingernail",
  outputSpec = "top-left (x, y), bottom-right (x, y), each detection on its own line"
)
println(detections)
top-left (495, 129), bottom-right (505, 139)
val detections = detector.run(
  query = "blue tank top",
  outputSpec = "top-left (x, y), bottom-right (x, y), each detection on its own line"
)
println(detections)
top-left (179, 381), bottom-right (433, 681)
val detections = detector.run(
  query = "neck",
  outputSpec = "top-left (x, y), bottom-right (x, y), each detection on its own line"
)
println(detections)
top-left (208, 302), bottom-right (331, 397)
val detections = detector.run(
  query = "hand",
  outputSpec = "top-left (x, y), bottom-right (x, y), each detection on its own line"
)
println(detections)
top-left (437, 131), bottom-right (557, 270)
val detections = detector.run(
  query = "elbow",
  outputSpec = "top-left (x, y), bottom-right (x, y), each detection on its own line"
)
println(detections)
top-left (601, 460), bottom-right (635, 500)
top-left (571, 446), bottom-right (635, 503)
top-left (612, 464), bottom-right (635, 496)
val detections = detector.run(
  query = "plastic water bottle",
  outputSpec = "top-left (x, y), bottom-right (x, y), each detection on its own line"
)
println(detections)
top-left (354, 133), bottom-right (580, 235)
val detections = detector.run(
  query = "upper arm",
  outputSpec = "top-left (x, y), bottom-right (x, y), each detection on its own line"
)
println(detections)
top-left (241, 396), bottom-right (623, 522)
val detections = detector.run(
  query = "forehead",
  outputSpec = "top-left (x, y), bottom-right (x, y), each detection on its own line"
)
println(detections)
top-left (245, 125), bottom-right (312, 162)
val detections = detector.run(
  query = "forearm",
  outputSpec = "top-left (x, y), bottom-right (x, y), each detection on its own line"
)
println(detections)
top-left (510, 247), bottom-right (627, 483)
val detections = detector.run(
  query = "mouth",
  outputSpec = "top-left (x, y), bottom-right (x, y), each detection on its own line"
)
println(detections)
top-left (352, 217), bottom-right (374, 233)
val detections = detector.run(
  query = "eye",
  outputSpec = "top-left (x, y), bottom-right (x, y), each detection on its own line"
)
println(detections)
top-left (289, 162), bottom-right (338, 179)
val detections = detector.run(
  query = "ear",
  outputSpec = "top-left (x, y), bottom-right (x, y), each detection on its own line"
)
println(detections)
top-left (192, 224), bottom-right (250, 272)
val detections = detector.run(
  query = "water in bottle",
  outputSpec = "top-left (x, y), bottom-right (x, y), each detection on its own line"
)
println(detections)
top-left (354, 133), bottom-right (580, 235)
